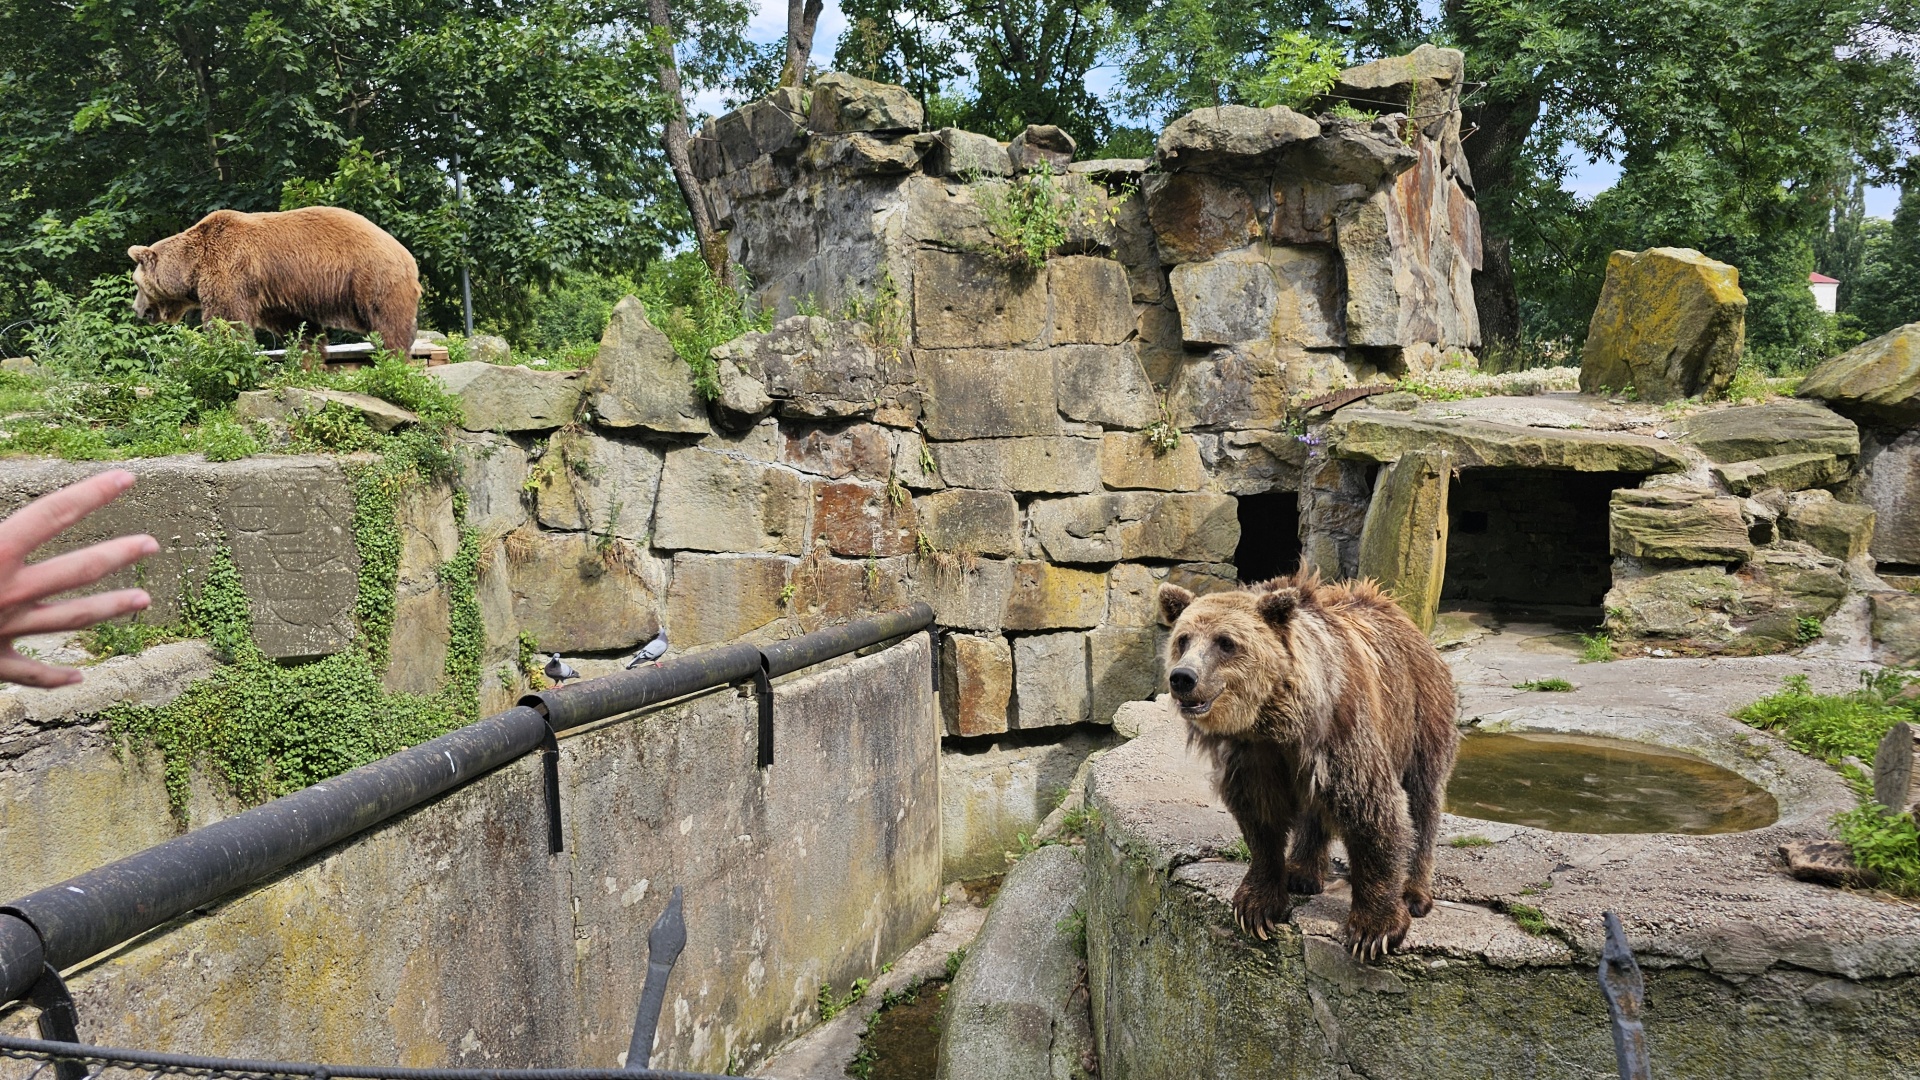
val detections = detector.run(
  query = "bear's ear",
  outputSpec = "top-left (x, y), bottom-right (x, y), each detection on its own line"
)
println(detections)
top-left (1256, 588), bottom-right (1299, 628)
top-left (127, 245), bottom-right (153, 266)
top-left (1156, 584), bottom-right (1194, 626)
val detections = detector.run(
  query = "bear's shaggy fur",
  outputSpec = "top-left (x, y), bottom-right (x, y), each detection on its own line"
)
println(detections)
top-left (128, 207), bottom-right (420, 353)
top-left (1158, 569), bottom-right (1458, 958)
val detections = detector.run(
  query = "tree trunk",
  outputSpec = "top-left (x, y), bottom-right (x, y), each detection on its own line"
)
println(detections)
top-left (780, 0), bottom-right (825, 88)
top-left (647, 0), bottom-right (732, 288)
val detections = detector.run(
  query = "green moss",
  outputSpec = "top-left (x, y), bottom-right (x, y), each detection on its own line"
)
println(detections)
top-left (1505, 902), bottom-right (1552, 936)
top-left (105, 439), bottom-right (481, 824)
top-left (1513, 677), bottom-right (1575, 692)
top-left (1449, 834), bottom-right (1494, 848)
top-left (1736, 671), bottom-right (1920, 897)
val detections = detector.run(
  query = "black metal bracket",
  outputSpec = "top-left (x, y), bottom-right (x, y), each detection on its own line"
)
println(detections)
top-left (625, 885), bottom-right (686, 1071)
top-left (752, 654), bottom-right (774, 770)
top-left (27, 965), bottom-right (85, 1080)
top-left (929, 625), bottom-right (945, 692)
top-left (541, 724), bottom-right (564, 855)
top-left (1598, 911), bottom-right (1651, 1080)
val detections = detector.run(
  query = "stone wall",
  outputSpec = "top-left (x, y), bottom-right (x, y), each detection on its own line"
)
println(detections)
top-left (685, 54), bottom-right (1480, 742)
top-left (0, 636), bottom-right (940, 1074)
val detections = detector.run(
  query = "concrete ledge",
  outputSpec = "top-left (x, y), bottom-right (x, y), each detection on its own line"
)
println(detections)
top-left (1085, 702), bottom-right (1920, 1079)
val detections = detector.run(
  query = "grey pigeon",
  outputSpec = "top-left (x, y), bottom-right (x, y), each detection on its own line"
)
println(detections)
top-left (627, 629), bottom-right (669, 669)
top-left (544, 653), bottom-right (579, 684)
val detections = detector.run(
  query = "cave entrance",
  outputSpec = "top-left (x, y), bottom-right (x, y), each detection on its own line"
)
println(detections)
top-left (1441, 469), bottom-right (1640, 616)
top-left (1235, 491), bottom-right (1302, 584)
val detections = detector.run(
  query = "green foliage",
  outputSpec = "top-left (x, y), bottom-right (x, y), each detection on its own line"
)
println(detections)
top-left (1513, 677), bottom-right (1575, 692)
top-left (288, 401), bottom-right (382, 455)
top-left (1733, 671), bottom-right (1913, 765)
top-left (974, 170), bottom-right (1076, 271)
top-left (1832, 803), bottom-right (1920, 897)
top-left (104, 432), bottom-right (481, 822)
top-left (1449, 834), bottom-right (1494, 848)
top-left (1244, 31), bottom-right (1345, 111)
top-left (193, 410), bottom-right (264, 463)
top-left (636, 252), bottom-right (771, 400)
top-left (1736, 672), bottom-right (1920, 896)
top-left (944, 948), bottom-right (968, 979)
top-left (1460, 0), bottom-right (1920, 364)
top-left (834, 0), bottom-right (1117, 147)
top-left (0, 0), bottom-right (765, 330)
top-left (1057, 909), bottom-right (1089, 958)
top-left (1505, 902), bottom-right (1551, 936)
top-left (817, 977), bottom-right (872, 1021)
top-left (79, 616), bottom-right (186, 660)
top-left (1577, 632), bottom-right (1614, 663)
top-left (1843, 185), bottom-right (1920, 339)
top-left (1221, 835), bottom-right (1253, 861)
top-left (1796, 616), bottom-right (1826, 644)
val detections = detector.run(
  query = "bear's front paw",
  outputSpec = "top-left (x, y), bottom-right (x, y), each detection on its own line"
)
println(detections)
top-left (1232, 875), bottom-right (1291, 941)
top-left (1403, 883), bottom-right (1434, 918)
top-left (1344, 905), bottom-right (1411, 961)
top-left (1285, 863), bottom-right (1326, 895)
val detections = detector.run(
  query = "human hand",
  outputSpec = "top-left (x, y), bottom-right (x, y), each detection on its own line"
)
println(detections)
top-left (0, 470), bottom-right (159, 687)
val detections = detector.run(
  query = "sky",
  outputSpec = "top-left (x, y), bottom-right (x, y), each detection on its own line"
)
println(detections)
top-left (734, 0), bottom-right (1905, 220)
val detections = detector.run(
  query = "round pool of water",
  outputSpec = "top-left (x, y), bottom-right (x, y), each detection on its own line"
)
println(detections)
top-left (1445, 731), bottom-right (1779, 834)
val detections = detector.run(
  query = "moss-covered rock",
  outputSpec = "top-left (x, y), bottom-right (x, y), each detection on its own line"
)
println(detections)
top-left (1676, 400), bottom-right (1858, 462)
top-left (1798, 321), bottom-right (1920, 426)
top-left (1327, 409), bottom-right (1689, 472)
top-left (1609, 487), bottom-right (1754, 564)
top-left (1579, 247), bottom-right (1747, 402)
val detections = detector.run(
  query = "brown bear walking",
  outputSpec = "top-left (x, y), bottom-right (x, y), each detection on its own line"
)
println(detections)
top-left (1158, 569), bottom-right (1458, 958)
top-left (128, 206), bottom-right (421, 356)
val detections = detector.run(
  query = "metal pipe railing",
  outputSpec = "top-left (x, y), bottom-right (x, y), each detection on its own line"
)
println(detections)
top-left (0, 602), bottom-right (936, 1008)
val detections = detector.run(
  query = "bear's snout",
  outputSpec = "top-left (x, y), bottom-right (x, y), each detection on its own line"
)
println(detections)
top-left (1168, 666), bottom-right (1199, 695)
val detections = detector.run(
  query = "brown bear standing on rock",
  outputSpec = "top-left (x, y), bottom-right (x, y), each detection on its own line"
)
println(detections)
top-left (128, 206), bottom-right (420, 355)
top-left (1158, 569), bottom-right (1458, 959)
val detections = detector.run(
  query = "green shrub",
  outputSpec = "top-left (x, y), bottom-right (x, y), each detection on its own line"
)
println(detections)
top-left (976, 170), bottom-right (1077, 271)
top-left (1578, 632), bottom-right (1615, 663)
top-left (1833, 803), bottom-right (1920, 896)
top-left (1244, 31), bottom-right (1346, 111)
top-left (636, 252), bottom-right (771, 399)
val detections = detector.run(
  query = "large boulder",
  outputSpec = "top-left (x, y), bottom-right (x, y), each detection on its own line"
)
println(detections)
top-left (1325, 44), bottom-right (1466, 138)
top-left (1861, 428), bottom-right (1920, 564)
top-left (584, 296), bottom-right (710, 435)
top-left (1675, 400), bottom-right (1858, 462)
top-left (1008, 124), bottom-right (1075, 173)
top-left (1609, 487), bottom-right (1754, 564)
top-left (1327, 408), bottom-right (1690, 473)
top-left (1605, 547), bottom-right (1848, 650)
top-left (710, 315), bottom-right (901, 429)
top-left (1798, 322), bottom-right (1920, 426)
top-left (234, 386), bottom-right (418, 433)
top-left (937, 845), bottom-right (1095, 1080)
top-left (430, 362), bottom-right (584, 432)
top-left (1778, 489), bottom-right (1875, 562)
top-left (1578, 248), bottom-right (1747, 402)
top-left (807, 72), bottom-right (923, 134)
top-left (1155, 105), bottom-right (1320, 172)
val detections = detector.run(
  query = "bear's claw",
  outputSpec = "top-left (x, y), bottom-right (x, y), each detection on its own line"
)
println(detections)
top-left (1343, 907), bottom-right (1411, 961)
top-left (1232, 876), bottom-right (1291, 941)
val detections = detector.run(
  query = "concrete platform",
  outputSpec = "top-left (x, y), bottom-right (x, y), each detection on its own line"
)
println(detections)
top-left (1083, 620), bottom-right (1920, 1079)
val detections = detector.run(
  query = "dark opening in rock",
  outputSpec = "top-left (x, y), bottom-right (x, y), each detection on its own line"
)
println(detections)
top-left (1442, 468), bottom-right (1640, 611)
top-left (1234, 490), bottom-right (1302, 583)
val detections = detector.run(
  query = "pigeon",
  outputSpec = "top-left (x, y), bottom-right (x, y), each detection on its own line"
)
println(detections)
top-left (627, 629), bottom-right (669, 669)
top-left (543, 653), bottom-right (579, 685)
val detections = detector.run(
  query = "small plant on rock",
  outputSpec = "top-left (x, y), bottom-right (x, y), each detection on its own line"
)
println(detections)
top-left (1796, 616), bottom-right (1825, 643)
top-left (1578, 632), bottom-right (1615, 663)
top-left (975, 169), bottom-right (1077, 271)
top-left (1513, 677), bottom-right (1575, 692)
top-left (1449, 834), bottom-right (1494, 848)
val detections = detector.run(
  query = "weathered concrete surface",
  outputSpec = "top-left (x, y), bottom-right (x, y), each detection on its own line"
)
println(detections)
top-left (480, 528), bottom-right (662, 655)
top-left (1086, 631), bottom-right (1920, 1080)
top-left (0, 642), bottom-right (225, 897)
top-left (0, 456), bottom-right (359, 660)
top-left (1579, 247), bottom-right (1747, 402)
top-left (1859, 427), bottom-right (1920, 565)
top-left (942, 728), bottom-right (1113, 880)
top-left (756, 881), bottom-right (991, 1080)
top-left (0, 636), bottom-right (940, 1076)
top-left (938, 845), bottom-right (1095, 1080)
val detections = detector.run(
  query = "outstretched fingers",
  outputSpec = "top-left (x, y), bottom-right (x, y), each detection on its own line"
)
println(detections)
top-left (0, 471), bottom-right (137, 563)
top-left (0, 535), bottom-right (159, 612)
top-left (0, 589), bottom-right (152, 639)
top-left (0, 648), bottom-right (84, 689)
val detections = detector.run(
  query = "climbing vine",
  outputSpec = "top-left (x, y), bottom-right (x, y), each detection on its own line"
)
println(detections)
top-left (106, 436), bottom-right (481, 824)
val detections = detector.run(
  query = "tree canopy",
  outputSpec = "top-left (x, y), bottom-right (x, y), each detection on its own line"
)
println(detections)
top-left (0, 0), bottom-right (756, 333)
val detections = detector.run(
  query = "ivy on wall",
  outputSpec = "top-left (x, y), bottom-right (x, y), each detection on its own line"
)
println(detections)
top-left (106, 438), bottom-right (483, 824)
